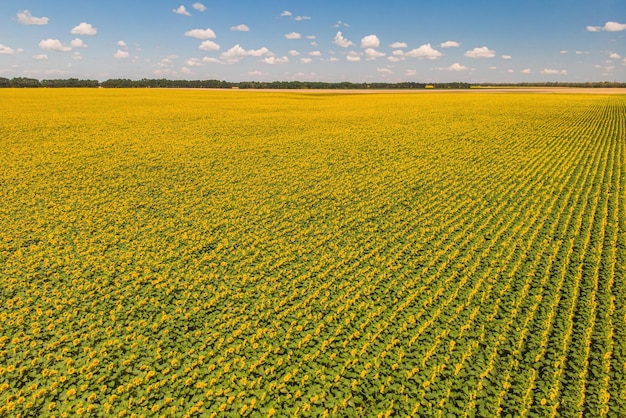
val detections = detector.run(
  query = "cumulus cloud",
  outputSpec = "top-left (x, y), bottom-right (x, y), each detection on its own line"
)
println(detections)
top-left (333, 20), bottom-right (350, 28)
top-left (114, 49), bottom-right (129, 59)
top-left (387, 55), bottom-right (403, 62)
top-left (334, 31), bottom-right (354, 48)
top-left (465, 46), bottom-right (495, 58)
top-left (0, 43), bottom-right (16, 54)
top-left (288, 50), bottom-right (300, 56)
top-left (609, 52), bottom-right (621, 59)
top-left (193, 3), bottom-right (207, 12)
top-left (281, 11), bottom-right (292, 17)
top-left (588, 21), bottom-right (626, 32)
top-left (70, 38), bottom-right (87, 48)
top-left (560, 50), bottom-right (568, 54)
top-left (173, 5), bottom-right (191, 16)
top-left (184, 28), bottom-right (216, 39)
top-left (220, 44), bottom-right (270, 63)
top-left (285, 32), bottom-right (302, 40)
top-left (361, 34), bottom-right (380, 49)
top-left (199, 40), bottom-right (220, 51)
top-left (33, 54), bottom-right (48, 60)
top-left (405, 43), bottom-right (442, 59)
top-left (262, 56), bottom-right (288, 64)
top-left (441, 62), bottom-right (468, 71)
top-left (377, 67), bottom-right (393, 74)
top-left (328, 57), bottom-right (340, 62)
top-left (72, 52), bottom-right (83, 60)
top-left (39, 39), bottom-right (73, 52)
top-left (365, 48), bottom-right (385, 60)
top-left (294, 16), bottom-right (311, 21)
top-left (300, 57), bottom-right (312, 64)
top-left (117, 40), bottom-right (127, 47)
top-left (502, 55), bottom-right (512, 59)
top-left (346, 51), bottom-right (361, 61)
top-left (17, 10), bottom-right (49, 25)
top-left (309, 50), bottom-right (321, 56)
top-left (575, 51), bottom-right (589, 55)
top-left (440, 40), bottom-right (460, 48)
top-left (390, 42), bottom-right (407, 48)
top-left (71, 22), bottom-right (97, 36)
top-left (521, 68), bottom-right (532, 74)
top-left (231, 24), bottom-right (250, 32)
top-left (541, 68), bottom-right (567, 75)
top-left (202, 57), bottom-right (223, 64)
top-left (405, 69), bottom-right (417, 76)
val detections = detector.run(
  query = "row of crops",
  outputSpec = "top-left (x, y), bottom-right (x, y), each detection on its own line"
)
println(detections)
top-left (1, 89), bottom-right (625, 416)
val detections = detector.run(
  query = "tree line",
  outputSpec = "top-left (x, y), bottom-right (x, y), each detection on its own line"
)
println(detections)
top-left (1, 77), bottom-right (625, 89)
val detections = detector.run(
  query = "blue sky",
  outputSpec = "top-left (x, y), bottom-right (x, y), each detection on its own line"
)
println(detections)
top-left (0, 1), bottom-right (624, 82)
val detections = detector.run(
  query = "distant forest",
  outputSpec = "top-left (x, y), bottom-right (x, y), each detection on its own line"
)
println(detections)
top-left (1, 77), bottom-right (625, 89)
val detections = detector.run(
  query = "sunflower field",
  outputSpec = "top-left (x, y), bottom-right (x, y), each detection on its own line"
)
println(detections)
top-left (1, 89), bottom-right (625, 417)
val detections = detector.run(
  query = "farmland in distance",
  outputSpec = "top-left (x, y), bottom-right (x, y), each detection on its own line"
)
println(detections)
top-left (1, 89), bottom-right (625, 416)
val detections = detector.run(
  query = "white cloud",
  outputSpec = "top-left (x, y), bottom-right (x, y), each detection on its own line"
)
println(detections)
top-left (174, 5), bottom-right (191, 16)
top-left (310, 41), bottom-right (318, 47)
top-left (441, 62), bottom-right (468, 71)
top-left (220, 44), bottom-right (270, 63)
top-left (502, 55), bottom-right (512, 59)
top-left (262, 56), bottom-right (288, 64)
top-left (521, 68), bottom-right (532, 74)
top-left (288, 50), bottom-right (300, 56)
top-left (71, 22), bottom-right (97, 36)
top-left (333, 20), bottom-right (350, 28)
top-left (405, 43), bottom-right (442, 59)
top-left (489, 66), bottom-right (497, 70)
top-left (603, 21), bottom-right (626, 31)
top-left (464, 46), bottom-right (495, 58)
top-left (33, 54), bottom-right (48, 60)
top-left (39, 39), bottom-right (73, 52)
top-left (540, 68), bottom-right (567, 75)
top-left (306, 35), bottom-right (316, 40)
top-left (361, 34), bottom-right (380, 49)
top-left (248, 70), bottom-right (265, 77)
top-left (117, 40), bottom-right (127, 47)
top-left (405, 69), bottom-right (417, 76)
top-left (377, 67), bottom-right (393, 74)
top-left (202, 57), bottom-right (223, 64)
top-left (231, 24), bottom-right (250, 32)
top-left (334, 31), bottom-right (354, 48)
top-left (294, 16), bottom-right (311, 21)
top-left (309, 50), bottom-right (321, 56)
top-left (17, 10), bottom-right (49, 25)
top-left (440, 40), bottom-right (460, 48)
top-left (300, 58), bottom-right (312, 64)
top-left (0, 44), bottom-right (16, 55)
top-left (199, 40), bottom-right (220, 51)
top-left (70, 38), bottom-right (87, 48)
top-left (575, 51), bottom-right (589, 55)
top-left (328, 57), bottom-right (340, 62)
top-left (390, 42), bottom-right (407, 48)
top-left (609, 52), bottom-right (621, 59)
top-left (186, 58), bottom-right (202, 67)
top-left (181, 66), bottom-right (192, 74)
top-left (587, 21), bottom-right (626, 32)
top-left (346, 51), bottom-right (361, 62)
top-left (365, 48), bottom-right (385, 60)
top-left (387, 56), bottom-right (403, 62)
top-left (285, 32), bottom-right (302, 40)
top-left (193, 3), bottom-right (207, 12)
top-left (560, 50), bottom-right (568, 54)
top-left (185, 28), bottom-right (216, 40)
top-left (281, 11), bottom-right (292, 17)
top-left (72, 52), bottom-right (83, 60)
top-left (114, 49), bottom-right (129, 59)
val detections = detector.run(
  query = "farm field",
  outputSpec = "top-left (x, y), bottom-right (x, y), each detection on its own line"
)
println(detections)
top-left (1, 89), bottom-right (625, 416)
